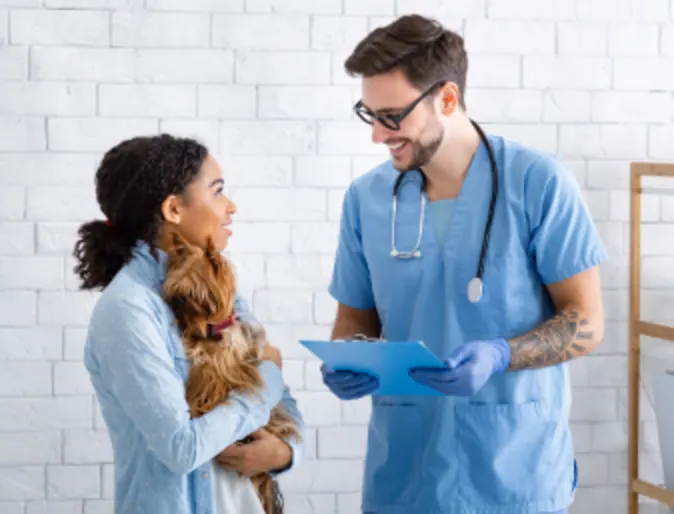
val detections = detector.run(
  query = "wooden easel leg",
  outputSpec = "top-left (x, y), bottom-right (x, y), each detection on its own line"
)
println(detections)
top-left (628, 166), bottom-right (642, 514)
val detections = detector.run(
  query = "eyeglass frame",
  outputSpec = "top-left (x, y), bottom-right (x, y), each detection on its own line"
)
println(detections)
top-left (352, 80), bottom-right (447, 131)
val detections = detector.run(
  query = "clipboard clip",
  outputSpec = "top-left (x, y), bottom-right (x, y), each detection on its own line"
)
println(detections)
top-left (332, 333), bottom-right (385, 343)
top-left (350, 333), bottom-right (384, 342)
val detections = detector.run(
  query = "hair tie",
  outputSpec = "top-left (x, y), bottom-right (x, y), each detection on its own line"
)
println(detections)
top-left (104, 220), bottom-right (113, 228)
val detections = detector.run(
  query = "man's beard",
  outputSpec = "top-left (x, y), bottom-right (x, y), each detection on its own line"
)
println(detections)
top-left (391, 124), bottom-right (444, 172)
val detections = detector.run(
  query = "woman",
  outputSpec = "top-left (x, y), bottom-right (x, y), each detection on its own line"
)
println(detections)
top-left (74, 134), bottom-right (304, 514)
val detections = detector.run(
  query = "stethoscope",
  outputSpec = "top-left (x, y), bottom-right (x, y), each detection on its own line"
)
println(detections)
top-left (390, 120), bottom-right (498, 304)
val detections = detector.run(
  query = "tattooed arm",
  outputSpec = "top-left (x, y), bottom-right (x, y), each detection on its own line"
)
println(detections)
top-left (506, 266), bottom-right (605, 371)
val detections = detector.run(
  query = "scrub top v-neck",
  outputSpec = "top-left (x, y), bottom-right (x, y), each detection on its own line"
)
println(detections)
top-left (428, 198), bottom-right (456, 249)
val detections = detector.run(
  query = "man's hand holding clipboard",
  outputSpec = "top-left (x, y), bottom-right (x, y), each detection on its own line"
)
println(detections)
top-left (299, 338), bottom-right (448, 397)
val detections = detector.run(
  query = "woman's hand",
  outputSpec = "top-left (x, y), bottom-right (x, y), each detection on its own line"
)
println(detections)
top-left (216, 428), bottom-right (292, 477)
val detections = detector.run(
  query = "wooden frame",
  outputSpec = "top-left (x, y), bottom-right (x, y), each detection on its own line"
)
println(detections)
top-left (628, 162), bottom-right (674, 513)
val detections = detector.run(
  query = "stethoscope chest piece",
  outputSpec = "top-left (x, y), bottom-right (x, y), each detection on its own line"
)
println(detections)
top-left (467, 277), bottom-right (483, 303)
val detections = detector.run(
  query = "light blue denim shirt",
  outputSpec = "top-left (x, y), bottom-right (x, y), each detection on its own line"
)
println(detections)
top-left (84, 241), bottom-right (304, 514)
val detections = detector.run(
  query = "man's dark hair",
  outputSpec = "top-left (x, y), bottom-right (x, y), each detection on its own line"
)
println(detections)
top-left (344, 14), bottom-right (468, 109)
top-left (73, 134), bottom-right (208, 291)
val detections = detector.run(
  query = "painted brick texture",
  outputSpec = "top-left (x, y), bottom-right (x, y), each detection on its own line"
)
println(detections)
top-left (1, 1), bottom-right (673, 513)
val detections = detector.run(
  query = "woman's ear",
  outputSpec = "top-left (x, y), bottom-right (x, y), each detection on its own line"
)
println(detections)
top-left (161, 194), bottom-right (182, 225)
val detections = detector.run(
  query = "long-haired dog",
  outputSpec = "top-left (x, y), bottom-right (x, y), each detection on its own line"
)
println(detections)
top-left (161, 231), bottom-right (300, 514)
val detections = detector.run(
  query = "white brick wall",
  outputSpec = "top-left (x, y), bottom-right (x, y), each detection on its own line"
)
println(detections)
top-left (0, 1), bottom-right (673, 513)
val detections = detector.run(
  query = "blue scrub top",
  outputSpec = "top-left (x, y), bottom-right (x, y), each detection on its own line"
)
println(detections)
top-left (428, 198), bottom-right (456, 248)
top-left (328, 132), bottom-right (606, 514)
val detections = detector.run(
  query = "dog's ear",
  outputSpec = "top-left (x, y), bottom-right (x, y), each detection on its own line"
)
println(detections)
top-left (218, 257), bottom-right (237, 315)
top-left (162, 230), bottom-right (187, 260)
top-left (203, 236), bottom-right (222, 272)
top-left (165, 295), bottom-right (195, 325)
top-left (203, 239), bottom-right (237, 306)
top-left (168, 231), bottom-right (193, 257)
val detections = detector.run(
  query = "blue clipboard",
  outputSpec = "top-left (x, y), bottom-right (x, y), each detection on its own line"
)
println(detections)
top-left (299, 339), bottom-right (448, 396)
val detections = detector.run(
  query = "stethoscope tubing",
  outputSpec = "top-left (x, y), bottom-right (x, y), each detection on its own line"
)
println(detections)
top-left (390, 119), bottom-right (499, 297)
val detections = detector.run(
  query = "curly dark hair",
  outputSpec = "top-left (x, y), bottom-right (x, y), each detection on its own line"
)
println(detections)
top-left (73, 133), bottom-right (209, 291)
top-left (344, 14), bottom-right (468, 109)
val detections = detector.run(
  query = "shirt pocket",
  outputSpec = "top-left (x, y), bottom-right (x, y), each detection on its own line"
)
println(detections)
top-left (453, 400), bottom-right (565, 505)
top-left (364, 398), bottom-right (424, 506)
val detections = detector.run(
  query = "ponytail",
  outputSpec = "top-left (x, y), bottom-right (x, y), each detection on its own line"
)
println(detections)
top-left (72, 134), bottom-right (209, 291)
top-left (73, 220), bottom-right (136, 290)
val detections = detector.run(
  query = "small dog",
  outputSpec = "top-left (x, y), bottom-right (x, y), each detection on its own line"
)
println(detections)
top-left (161, 231), bottom-right (300, 514)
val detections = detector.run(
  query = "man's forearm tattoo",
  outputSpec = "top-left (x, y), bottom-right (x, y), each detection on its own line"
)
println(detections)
top-left (507, 309), bottom-right (595, 370)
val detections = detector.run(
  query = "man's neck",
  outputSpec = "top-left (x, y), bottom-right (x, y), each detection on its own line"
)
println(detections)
top-left (421, 115), bottom-right (481, 201)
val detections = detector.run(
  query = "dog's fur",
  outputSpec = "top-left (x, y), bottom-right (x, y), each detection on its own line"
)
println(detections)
top-left (161, 232), bottom-right (300, 514)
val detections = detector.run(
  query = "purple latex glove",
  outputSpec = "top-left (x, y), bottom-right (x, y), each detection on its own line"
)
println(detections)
top-left (321, 363), bottom-right (379, 400)
top-left (408, 338), bottom-right (511, 396)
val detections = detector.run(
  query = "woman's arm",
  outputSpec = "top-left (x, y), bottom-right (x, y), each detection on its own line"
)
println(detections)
top-left (86, 293), bottom-right (285, 475)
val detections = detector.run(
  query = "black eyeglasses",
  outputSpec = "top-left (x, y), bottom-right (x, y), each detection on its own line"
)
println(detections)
top-left (353, 81), bottom-right (446, 131)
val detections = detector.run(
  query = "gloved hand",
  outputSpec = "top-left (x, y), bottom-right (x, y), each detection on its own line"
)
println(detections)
top-left (408, 338), bottom-right (511, 396)
top-left (321, 363), bottom-right (379, 400)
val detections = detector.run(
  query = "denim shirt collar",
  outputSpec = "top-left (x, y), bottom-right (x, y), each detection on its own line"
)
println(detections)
top-left (130, 240), bottom-right (169, 292)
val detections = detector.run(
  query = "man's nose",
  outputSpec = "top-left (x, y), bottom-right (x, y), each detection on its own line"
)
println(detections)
top-left (371, 120), bottom-right (393, 144)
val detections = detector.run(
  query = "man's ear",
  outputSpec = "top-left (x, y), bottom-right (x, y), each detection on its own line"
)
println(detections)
top-left (161, 194), bottom-right (182, 225)
top-left (439, 82), bottom-right (460, 116)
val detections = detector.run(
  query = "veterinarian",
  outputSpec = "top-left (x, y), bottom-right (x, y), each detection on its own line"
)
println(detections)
top-left (75, 134), bottom-right (304, 514)
top-left (321, 14), bottom-right (606, 514)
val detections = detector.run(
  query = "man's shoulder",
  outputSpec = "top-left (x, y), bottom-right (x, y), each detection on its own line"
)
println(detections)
top-left (492, 134), bottom-right (578, 195)
top-left (354, 157), bottom-right (396, 180)
top-left (345, 157), bottom-right (397, 199)
top-left (495, 135), bottom-right (560, 175)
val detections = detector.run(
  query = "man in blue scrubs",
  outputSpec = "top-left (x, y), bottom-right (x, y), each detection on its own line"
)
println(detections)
top-left (322, 14), bottom-right (606, 514)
